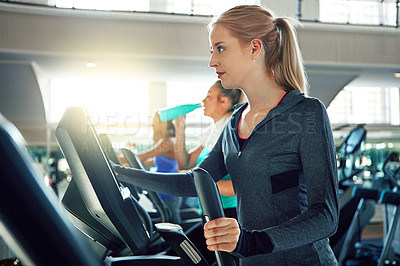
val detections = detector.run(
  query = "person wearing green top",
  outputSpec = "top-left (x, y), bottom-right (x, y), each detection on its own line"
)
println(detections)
top-left (174, 80), bottom-right (242, 219)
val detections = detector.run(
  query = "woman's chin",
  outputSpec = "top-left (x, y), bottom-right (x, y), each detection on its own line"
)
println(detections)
top-left (220, 81), bottom-right (235, 89)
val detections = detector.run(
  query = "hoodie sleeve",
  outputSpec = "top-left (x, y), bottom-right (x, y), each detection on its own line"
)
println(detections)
top-left (197, 125), bottom-right (229, 182)
top-left (111, 121), bottom-right (233, 197)
top-left (112, 162), bottom-right (198, 197)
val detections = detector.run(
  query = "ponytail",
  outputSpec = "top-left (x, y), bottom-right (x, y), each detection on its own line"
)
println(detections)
top-left (273, 18), bottom-right (308, 94)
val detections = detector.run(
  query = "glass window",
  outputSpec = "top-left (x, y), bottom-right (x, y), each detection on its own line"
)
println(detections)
top-left (56, 0), bottom-right (150, 11)
top-left (54, 0), bottom-right (260, 15)
top-left (49, 79), bottom-right (149, 126)
top-left (191, 0), bottom-right (260, 15)
top-left (319, 0), bottom-right (397, 26)
top-left (327, 88), bottom-right (353, 124)
top-left (328, 86), bottom-right (400, 125)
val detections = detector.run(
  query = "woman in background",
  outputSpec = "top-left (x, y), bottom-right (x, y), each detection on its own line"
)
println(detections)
top-left (138, 112), bottom-right (182, 224)
top-left (174, 81), bottom-right (242, 264)
top-left (174, 80), bottom-right (242, 219)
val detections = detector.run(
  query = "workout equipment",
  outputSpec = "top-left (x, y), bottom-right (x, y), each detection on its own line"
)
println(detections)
top-left (56, 107), bottom-right (234, 265)
top-left (337, 187), bottom-right (380, 265)
top-left (0, 113), bottom-right (99, 266)
top-left (120, 147), bottom-right (145, 170)
top-left (99, 134), bottom-right (171, 224)
top-left (194, 168), bottom-right (237, 266)
top-left (158, 103), bottom-right (202, 121)
top-left (98, 133), bottom-right (122, 165)
top-left (120, 146), bottom-right (171, 224)
top-left (330, 125), bottom-right (370, 257)
top-left (120, 147), bottom-right (202, 230)
top-left (381, 152), bottom-right (400, 189)
top-left (339, 188), bottom-right (400, 265)
top-left (57, 107), bottom-right (154, 259)
top-left (377, 190), bottom-right (400, 266)
top-left (155, 223), bottom-right (209, 266)
top-left (336, 124), bottom-right (367, 185)
top-left (98, 134), bottom-right (141, 201)
top-left (381, 153), bottom-right (400, 257)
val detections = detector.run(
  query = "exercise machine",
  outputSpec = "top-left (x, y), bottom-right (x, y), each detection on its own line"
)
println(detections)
top-left (99, 134), bottom-right (172, 224)
top-left (330, 125), bottom-right (372, 257)
top-left (120, 147), bottom-right (202, 231)
top-left (0, 113), bottom-right (99, 266)
top-left (339, 188), bottom-right (400, 265)
top-left (335, 124), bottom-right (367, 186)
top-left (337, 187), bottom-right (380, 265)
top-left (56, 107), bottom-right (236, 265)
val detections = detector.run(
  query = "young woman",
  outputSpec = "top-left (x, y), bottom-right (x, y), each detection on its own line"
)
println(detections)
top-left (137, 113), bottom-right (182, 224)
top-left (114, 5), bottom-right (339, 265)
top-left (174, 80), bottom-right (242, 219)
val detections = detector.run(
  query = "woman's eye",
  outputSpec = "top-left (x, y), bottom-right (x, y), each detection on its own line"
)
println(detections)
top-left (217, 46), bottom-right (225, 52)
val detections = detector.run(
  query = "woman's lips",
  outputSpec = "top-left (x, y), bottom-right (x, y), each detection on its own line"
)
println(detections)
top-left (217, 72), bottom-right (224, 79)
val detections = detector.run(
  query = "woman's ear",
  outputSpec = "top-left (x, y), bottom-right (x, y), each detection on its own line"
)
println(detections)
top-left (250, 38), bottom-right (263, 58)
top-left (219, 95), bottom-right (231, 110)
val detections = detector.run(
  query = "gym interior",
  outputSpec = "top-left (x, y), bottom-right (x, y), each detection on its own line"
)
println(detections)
top-left (0, 0), bottom-right (400, 265)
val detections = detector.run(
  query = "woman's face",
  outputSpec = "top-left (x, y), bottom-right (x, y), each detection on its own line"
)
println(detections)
top-left (209, 24), bottom-right (252, 89)
top-left (202, 84), bottom-right (221, 118)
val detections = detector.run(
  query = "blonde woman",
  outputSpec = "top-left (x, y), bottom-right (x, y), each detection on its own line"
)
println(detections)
top-left (114, 5), bottom-right (339, 265)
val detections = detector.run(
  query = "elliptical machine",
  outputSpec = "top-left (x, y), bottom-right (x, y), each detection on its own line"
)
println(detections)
top-left (330, 124), bottom-right (371, 259)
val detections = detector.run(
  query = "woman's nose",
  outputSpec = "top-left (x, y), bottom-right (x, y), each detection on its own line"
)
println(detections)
top-left (209, 54), bottom-right (217, 68)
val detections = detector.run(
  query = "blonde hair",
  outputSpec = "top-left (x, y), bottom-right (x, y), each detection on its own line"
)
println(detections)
top-left (209, 5), bottom-right (308, 94)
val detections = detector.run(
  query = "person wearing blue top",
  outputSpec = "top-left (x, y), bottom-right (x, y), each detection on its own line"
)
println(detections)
top-left (174, 80), bottom-right (242, 219)
top-left (138, 112), bottom-right (182, 224)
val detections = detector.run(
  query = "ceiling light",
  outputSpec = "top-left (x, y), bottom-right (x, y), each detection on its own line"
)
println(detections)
top-left (395, 73), bottom-right (400, 78)
top-left (86, 62), bottom-right (96, 68)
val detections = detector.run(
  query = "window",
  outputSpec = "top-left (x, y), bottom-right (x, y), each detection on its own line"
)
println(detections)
top-left (56, 0), bottom-right (150, 11)
top-left (49, 79), bottom-right (149, 129)
top-left (190, 0), bottom-right (260, 15)
top-left (319, 0), bottom-right (397, 27)
top-left (328, 86), bottom-right (400, 125)
top-left (54, 0), bottom-right (260, 15)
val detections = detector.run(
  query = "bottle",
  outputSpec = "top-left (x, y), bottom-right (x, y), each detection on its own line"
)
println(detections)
top-left (158, 103), bottom-right (202, 121)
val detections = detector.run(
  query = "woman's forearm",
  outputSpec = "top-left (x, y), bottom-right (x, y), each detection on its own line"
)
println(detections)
top-left (174, 115), bottom-right (195, 169)
top-left (174, 134), bottom-right (191, 169)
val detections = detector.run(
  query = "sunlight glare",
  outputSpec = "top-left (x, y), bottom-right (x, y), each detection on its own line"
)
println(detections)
top-left (49, 79), bottom-right (149, 125)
